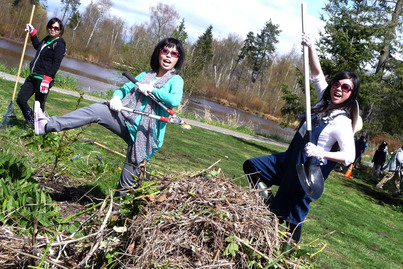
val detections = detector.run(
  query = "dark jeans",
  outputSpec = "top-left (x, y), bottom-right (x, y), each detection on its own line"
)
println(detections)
top-left (16, 76), bottom-right (51, 124)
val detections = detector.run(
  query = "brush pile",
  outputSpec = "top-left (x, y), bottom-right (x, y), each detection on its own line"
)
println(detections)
top-left (119, 173), bottom-right (281, 268)
top-left (0, 172), bottom-right (292, 268)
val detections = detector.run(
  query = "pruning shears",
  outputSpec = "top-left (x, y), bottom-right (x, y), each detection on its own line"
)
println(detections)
top-left (122, 72), bottom-right (191, 130)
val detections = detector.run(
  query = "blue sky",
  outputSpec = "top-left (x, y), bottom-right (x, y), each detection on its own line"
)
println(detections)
top-left (47, 0), bottom-right (327, 55)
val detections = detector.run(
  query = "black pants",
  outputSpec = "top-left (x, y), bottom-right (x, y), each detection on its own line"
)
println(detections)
top-left (16, 76), bottom-right (51, 125)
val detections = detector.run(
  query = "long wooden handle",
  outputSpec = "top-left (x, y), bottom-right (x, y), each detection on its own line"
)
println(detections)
top-left (11, 4), bottom-right (35, 101)
top-left (301, 2), bottom-right (311, 137)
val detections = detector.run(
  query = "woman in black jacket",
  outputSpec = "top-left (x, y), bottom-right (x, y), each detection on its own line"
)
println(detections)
top-left (372, 141), bottom-right (388, 179)
top-left (17, 17), bottom-right (66, 126)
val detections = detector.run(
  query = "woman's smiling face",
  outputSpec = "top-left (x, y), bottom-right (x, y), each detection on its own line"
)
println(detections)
top-left (330, 78), bottom-right (354, 105)
top-left (48, 22), bottom-right (61, 39)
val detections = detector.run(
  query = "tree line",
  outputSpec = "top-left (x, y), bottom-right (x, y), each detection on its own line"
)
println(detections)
top-left (0, 0), bottom-right (401, 139)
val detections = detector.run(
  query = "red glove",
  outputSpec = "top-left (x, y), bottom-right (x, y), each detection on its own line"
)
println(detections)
top-left (40, 76), bottom-right (52, 94)
top-left (25, 24), bottom-right (37, 37)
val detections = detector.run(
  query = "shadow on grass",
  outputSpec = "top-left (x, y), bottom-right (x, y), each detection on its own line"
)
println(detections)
top-left (338, 166), bottom-right (402, 208)
top-left (232, 136), bottom-right (284, 155)
top-left (1, 117), bottom-right (27, 130)
top-left (42, 178), bottom-right (108, 205)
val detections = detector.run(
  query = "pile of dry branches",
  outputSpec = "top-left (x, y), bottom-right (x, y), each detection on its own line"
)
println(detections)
top-left (0, 172), bottom-right (292, 268)
top-left (120, 173), bottom-right (282, 268)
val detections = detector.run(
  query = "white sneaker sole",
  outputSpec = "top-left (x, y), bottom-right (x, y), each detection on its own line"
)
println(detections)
top-left (34, 101), bottom-right (41, 136)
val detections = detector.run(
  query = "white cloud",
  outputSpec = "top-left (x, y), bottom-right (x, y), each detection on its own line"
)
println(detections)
top-left (47, 0), bottom-right (326, 55)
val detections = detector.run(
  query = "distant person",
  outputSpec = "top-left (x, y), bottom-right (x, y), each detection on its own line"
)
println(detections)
top-left (371, 141), bottom-right (388, 179)
top-left (353, 135), bottom-right (367, 168)
top-left (243, 33), bottom-right (361, 243)
top-left (34, 37), bottom-right (185, 196)
top-left (17, 17), bottom-right (66, 126)
top-left (376, 145), bottom-right (403, 197)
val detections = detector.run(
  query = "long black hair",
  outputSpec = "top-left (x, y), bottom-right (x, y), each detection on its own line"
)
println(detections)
top-left (47, 17), bottom-right (64, 36)
top-left (378, 141), bottom-right (388, 151)
top-left (313, 71), bottom-right (360, 119)
top-left (150, 37), bottom-right (185, 74)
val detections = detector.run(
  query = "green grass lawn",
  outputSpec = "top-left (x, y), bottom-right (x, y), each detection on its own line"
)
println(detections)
top-left (0, 77), bottom-right (402, 268)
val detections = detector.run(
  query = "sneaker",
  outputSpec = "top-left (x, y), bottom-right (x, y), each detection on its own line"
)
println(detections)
top-left (34, 101), bottom-right (49, 136)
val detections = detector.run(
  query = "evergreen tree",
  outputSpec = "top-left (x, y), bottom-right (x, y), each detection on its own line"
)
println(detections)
top-left (250, 20), bottom-right (281, 83)
top-left (234, 20), bottom-right (280, 84)
top-left (67, 10), bottom-right (81, 29)
top-left (228, 32), bottom-right (255, 89)
top-left (184, 25), bottom-right (214, 92)
top-left (172, 18), bottom-right (188, 47)
top-left (237, 32), bottom-right (255, 62)
top-left (317, 0), bottom-right (402, 138)
top-left (193, 25), bottom-right (214, 69)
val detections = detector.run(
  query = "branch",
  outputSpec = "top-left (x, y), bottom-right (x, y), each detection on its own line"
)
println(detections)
top-left (78, 191), bottom-right (114, 267)
top-left (0, 243), bottom-right (70, 269)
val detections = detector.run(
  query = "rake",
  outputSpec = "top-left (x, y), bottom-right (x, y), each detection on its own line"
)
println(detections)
top-left (1, 5), bottom-right (35, 128)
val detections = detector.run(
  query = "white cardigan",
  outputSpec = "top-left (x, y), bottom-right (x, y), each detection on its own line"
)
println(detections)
top-left (310, 73), bottom-right (356, 166)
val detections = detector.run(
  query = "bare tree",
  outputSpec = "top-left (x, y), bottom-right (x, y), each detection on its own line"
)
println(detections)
top-left (61, 0), bottom-right (80, 25)
top-left (149, 3), bottom-right (180, 41)
top-left (209, 34), bottom-right (243, 88)
top-left (82, 0), bottom-right (112, 50)
top-left (100, 16), bottom-right (125, 58)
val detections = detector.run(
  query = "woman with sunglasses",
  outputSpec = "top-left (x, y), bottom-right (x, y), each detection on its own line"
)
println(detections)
top-left (16, 17), bottom-right (66, 126)
top-left (243, 33), bottom-right (361, 243)
top-left (34, 37), bottom-right (185, 197)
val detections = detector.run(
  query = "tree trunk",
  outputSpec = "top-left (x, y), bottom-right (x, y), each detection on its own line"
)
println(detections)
top-left (375, 0), bottom-right (402, 74)
top-left (85, 18), bottom-right (100, 50)
top-left (71, 18), bottom-right (81, 43)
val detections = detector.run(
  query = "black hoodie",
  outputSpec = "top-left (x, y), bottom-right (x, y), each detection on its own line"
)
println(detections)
top-left (29, 34), bottom-right (66, 79)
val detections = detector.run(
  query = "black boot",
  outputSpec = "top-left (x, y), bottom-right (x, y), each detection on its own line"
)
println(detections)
top-left (287, 222), bottom-right (302, 243)
top-left (23, 108), bottom-right (34, 126)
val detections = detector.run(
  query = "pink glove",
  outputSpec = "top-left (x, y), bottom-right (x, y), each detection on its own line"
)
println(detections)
top-left (40, 76), bottom-right (52, 94)
top-left (305, 142), bottom-right (325, 162)
top-left (25, 24), bottom-right (37, 37)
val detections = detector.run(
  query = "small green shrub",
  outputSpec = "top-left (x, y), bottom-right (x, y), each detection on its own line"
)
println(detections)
top-left (0, 151), bottom-right (60, 236)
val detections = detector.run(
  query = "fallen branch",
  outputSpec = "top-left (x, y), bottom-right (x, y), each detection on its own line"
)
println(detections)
top-left (190, 159), bottom-right (221, 177)
top-left (233, 234), bottom-right (272, 262)
top-left (79, 138), bottom-right (126, 158)
top-left (78, 191), bottom-right (114, 267)
top-left (305, 230), bottom-right (336, 247)
top-left (0, 243), bottom-right (70, 269)
top-left (41, 232), bottom-right (101, 247)
top-left (310, 241), bottom-right (329, 258)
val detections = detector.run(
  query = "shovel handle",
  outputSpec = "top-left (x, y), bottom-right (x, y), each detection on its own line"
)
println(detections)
top-left (301, 2), bottom-right (312, 134)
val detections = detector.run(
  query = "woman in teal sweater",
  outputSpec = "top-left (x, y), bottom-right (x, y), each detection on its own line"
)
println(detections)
top-left (34, 37), bottom-right (185, 195)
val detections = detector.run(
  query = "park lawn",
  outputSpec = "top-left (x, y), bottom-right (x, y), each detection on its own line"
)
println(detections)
top-left (0, 78), bottom-right (402, 268)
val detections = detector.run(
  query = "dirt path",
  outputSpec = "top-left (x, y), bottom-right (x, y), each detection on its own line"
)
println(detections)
top-left (0, 71), bottom-right (289, 148)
